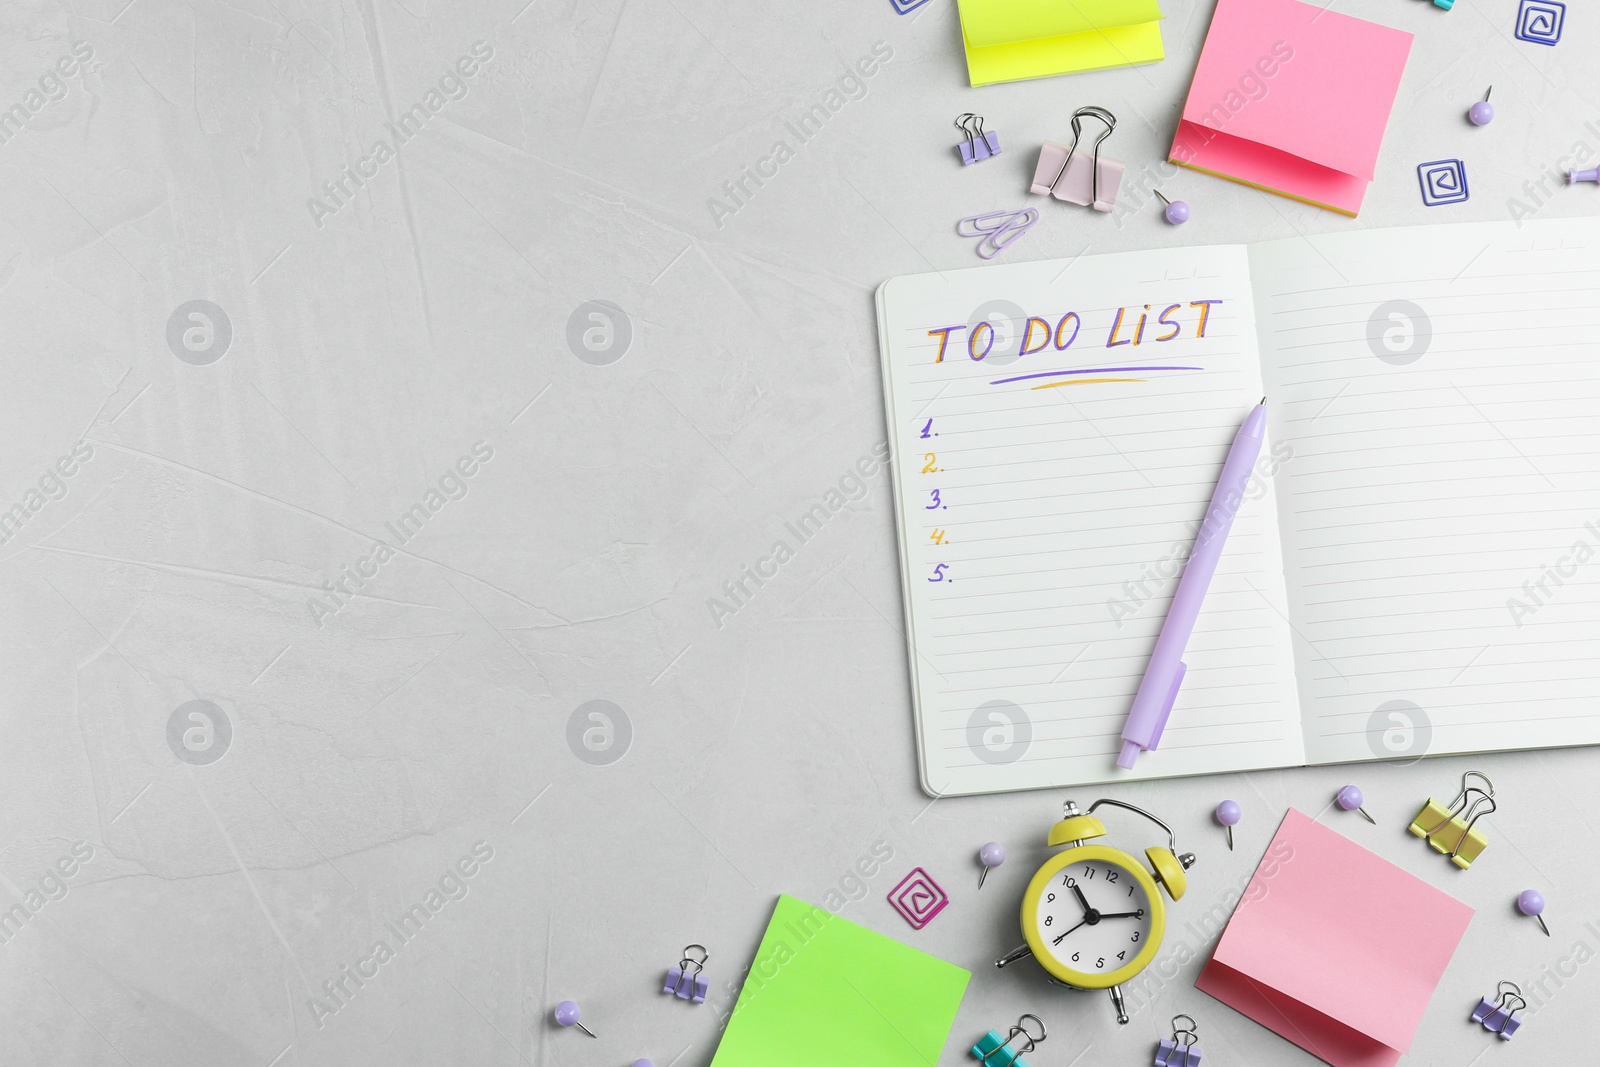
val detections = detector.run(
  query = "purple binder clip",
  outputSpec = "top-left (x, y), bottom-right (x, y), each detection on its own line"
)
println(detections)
top-left (663, 944), bottom-right (709, 1003)
top-left (1471, 982), bottom-right (1525, 1039)
top-left (956, 114), bottom-right (1001, 165)
top-left (1155, 1015), bottom-right (1203, 1066)
top-left (956, 208), bottom-right (1037, 260)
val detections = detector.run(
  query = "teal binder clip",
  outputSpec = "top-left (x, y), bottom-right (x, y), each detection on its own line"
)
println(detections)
top-left (972, 1014), bottom-right (1045, 1067)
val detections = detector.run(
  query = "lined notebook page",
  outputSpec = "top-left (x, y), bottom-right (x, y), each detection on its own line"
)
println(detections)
top-left (1253, 219), bottom-right (1600, 766)
top-left (876, 245), bottom-right (1304, 797)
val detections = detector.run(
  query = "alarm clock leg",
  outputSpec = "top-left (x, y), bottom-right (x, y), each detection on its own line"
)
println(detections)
top-left (1108, 985), bottom-right (1129, 1025)
top-left (994, 943), bottom-right (1034, 969)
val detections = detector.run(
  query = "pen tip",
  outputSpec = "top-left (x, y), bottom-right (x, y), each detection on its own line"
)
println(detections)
top-left (1259, 396), bottom-right (1266, 405)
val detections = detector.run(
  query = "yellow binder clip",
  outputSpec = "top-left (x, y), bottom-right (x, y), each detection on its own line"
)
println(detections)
top-left (1408, 771), bottom-right (1495, 870)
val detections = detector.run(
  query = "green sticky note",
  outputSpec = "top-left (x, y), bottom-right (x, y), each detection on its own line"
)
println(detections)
top-left (710, 895), bottom-right (971, 1067)
top-left (957, 0), bottom-right (1165, 87)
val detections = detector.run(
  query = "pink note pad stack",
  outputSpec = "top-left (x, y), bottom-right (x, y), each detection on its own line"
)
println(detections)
top-left (1196, 810), bottom-right (1472, 1067)
top-left (1169, 0), bottom-right (1413, 216)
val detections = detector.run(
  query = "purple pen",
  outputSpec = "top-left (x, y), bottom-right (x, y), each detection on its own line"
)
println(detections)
top-left (1117, 400), bottom-right (1268, 770)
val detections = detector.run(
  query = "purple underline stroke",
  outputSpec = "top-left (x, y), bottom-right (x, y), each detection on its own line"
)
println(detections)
top-left (989, 366), bottom-right (1205, 385)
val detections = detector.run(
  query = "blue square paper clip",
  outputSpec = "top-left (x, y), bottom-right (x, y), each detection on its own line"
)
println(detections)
top-left (663, 944), bottom-right (708, 1004)
top-left (1515, 0), bottom-right (1565, 44)
top-left (972, 1014), bottom-right (1045, 1067)
top-left (956, 114), bottom-right (1001, 165)
top-left (1418, 159), bottom-right (1470, 206)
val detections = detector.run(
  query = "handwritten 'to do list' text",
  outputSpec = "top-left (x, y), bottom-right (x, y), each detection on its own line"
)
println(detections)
top-left (926, 299), bottom-right (1224, 392)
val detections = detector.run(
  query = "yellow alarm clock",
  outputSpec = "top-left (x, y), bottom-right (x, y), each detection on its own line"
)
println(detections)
top-left (995, 799), bottom-right (1195, 1024)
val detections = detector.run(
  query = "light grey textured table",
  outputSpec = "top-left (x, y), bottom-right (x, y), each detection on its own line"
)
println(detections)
top-left (2, 0), bottom-right (1596, 1064)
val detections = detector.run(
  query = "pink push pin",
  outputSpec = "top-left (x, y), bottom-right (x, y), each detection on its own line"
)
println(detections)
top-left (554, 1000), bottom-right (597, 1038)
top-left (1571, 167), bottom-right (1600, 184)
top-left (1518, 890), bottom-right (1550, 936)
top-left (1336, 785), bottom-right (1376, 824)
top-left (978, 842), bottom-right (1005, 888)
top-left (1215, 800), bottom-right (1240, 850)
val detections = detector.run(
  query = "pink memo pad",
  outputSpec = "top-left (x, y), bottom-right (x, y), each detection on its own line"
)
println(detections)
top-left (1170, 0), bottom-right (1412, 214)
top-left (1196, 810), bottom-right (1472, 1067)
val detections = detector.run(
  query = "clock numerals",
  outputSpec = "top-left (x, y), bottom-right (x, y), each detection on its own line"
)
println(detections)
top-left (1040, 858), bottom-right (1151, 974)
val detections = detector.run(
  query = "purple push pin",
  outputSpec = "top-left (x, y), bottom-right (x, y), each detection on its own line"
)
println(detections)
top-left (1336, 785), bottom-right (1376, 824)
top-left (633, 1061), bottom-right (656, 1067)
top-left (978, 842), bottom-right (1005, 888)
top-left (1468, 86), bottom-right (1494, 126)
top-left (1154, 190), bottom-right (1191, 224)
top-left (1571, 166), bottom-right (1600, 184)
top-left (1518, 889), bottom-right (1550, 936)
top-left (554, 1000), bottom-right (597, 1038)
top-left (1215, 800), bottom-right (1240, 850)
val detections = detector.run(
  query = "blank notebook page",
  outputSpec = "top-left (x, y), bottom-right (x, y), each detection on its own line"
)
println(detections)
top-left (877, 245), bottom-right (1302, 796)
top-left (1254, 219), bottom-right (1600, 765)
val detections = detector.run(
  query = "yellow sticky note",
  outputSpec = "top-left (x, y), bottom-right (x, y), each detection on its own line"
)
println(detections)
top-left (958, 0), bottom-right (1165, 86)
top-left (709, 895), bottom-right (971, 1067)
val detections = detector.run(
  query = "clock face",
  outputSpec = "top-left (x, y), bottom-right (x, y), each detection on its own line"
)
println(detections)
top-left (1032, 855), bottom-right (1155, 978)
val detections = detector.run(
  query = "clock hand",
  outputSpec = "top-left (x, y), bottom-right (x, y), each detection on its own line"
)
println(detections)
top-left (1070, 884), bottom-right (1092, 914)
top-left (1096, 909), bottom-right (1147, 920)
top-left (1051, 918), bottom-right (1087, 945)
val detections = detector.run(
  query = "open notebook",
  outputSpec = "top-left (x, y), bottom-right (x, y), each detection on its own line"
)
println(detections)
top-left (875, 218), bottom-right (1600, 796)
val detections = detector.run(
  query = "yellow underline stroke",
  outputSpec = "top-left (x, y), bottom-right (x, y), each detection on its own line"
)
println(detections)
top-left (1030, 377), bottom-right (1147, 389)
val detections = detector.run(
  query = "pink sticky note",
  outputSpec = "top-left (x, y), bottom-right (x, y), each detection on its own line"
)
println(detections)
top-left (1168, 0), bottom-right (1412, 216)
top-left (1196, 810), bottom-right (1472, 1067)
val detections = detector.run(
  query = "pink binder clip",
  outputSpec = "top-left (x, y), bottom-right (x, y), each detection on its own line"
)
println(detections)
top-left (1030, 106), bottom-right (1123, 212)
top-left (957, 208), bottom-right (1037, 259)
